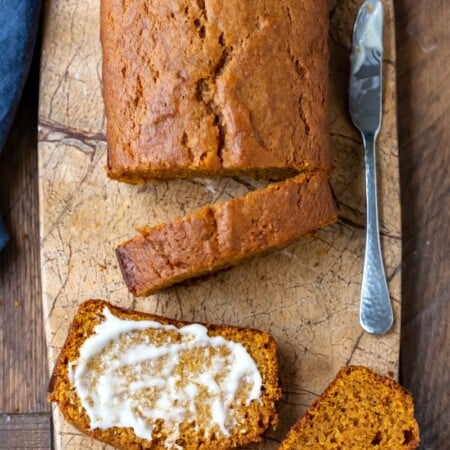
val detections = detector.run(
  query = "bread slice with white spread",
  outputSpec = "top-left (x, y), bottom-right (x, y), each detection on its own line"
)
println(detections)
top-left (49, 300), bottom-right (281, 449)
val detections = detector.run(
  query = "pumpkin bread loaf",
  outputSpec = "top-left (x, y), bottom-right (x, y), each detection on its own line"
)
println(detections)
top-left (278, 366), bottom-right (420, 449)
top-left (101, 0), bottom-right (330, 182)
top-left (49, 300), bottom-right (281, 450)
top-left (116, 171), bottom-right (337, 296)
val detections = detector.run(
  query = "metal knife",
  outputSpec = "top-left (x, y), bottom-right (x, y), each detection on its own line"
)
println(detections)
top-left (349, 0), bottom-right (393, 334)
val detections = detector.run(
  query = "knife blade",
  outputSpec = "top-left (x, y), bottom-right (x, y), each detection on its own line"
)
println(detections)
top-left (349, 0), bottom-right (393, 335)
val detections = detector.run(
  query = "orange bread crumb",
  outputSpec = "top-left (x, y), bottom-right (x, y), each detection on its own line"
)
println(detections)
top-left (278, 366), bottom-right (420, 449)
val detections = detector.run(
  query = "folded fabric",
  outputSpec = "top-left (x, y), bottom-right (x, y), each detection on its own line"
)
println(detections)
top-left (0, 218), bottom-right (8, 250)
top-left (0, 0), bottom-right (41, 250)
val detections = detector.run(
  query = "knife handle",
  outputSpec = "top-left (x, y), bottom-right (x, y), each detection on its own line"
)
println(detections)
top-left (360, 132), bottom-right (393, 334)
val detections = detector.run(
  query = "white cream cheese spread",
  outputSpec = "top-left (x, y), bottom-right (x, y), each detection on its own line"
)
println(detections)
top-left (69, 308), bottom-right (262, 446)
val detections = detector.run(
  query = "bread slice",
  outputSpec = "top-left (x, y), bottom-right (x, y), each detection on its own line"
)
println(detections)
top-left (49, 300), bottom-right (281, 450)
top-left (116, 171), bottom-right (338, 297)
top-left (101, 0), bottom-right (330, 183)
top-left (278, 366), bottom-right (420, 449)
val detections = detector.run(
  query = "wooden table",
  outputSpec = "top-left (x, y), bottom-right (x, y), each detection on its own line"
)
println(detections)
top-left (0, 1), bottom-right (448, 448)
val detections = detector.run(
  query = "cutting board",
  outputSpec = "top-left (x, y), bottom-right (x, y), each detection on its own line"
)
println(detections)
top-left (38, 1), bottom-right (401, 448)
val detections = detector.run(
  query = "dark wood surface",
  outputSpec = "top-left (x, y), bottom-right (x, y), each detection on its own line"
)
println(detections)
top-left (0, 414), bottom-right (52, 449)
top-left (0, 0), bottom-right (448, 448)
top-left (396, 1), bottom-right (450, 448)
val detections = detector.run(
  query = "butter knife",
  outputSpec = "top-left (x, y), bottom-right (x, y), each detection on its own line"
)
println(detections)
top-left (349, 0), bottom-right (393, 334)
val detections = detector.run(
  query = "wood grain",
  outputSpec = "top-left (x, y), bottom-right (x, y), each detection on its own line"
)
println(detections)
top-left (0, 414), bottom-right (52, 449)
top-left (38, 1), bottom-right (401, 449)
top-left (395, 0), bottom-right (450, 448)
top-left (0, 50), bottom-right (49, 415)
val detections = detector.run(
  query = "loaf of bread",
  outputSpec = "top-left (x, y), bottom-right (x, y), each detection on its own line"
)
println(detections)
top-left (116, 171), bottom-right (337, 296)
top-left (101, 0), bottom-right (330, 182)
top-left (49, 300), bottom-right (281, 450)
top-left (278, 366), bottom-right (420, 449)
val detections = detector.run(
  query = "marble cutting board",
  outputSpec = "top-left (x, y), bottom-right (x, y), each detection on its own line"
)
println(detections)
top-left (38, 0), bottom-right (401, 448)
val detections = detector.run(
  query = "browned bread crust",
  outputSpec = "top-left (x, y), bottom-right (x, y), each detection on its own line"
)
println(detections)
top-left (278, 366), bottom-right (420, 449)
top-left (101, 0), bottom-right (330, 182)
top-left (49, 300), bottom-right (281, 450)
top-left (116, 171), bottom-right (337, 296)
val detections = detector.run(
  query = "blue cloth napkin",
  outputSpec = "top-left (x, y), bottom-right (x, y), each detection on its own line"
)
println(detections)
top-left (0, 0), bottom-right (41, 250)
